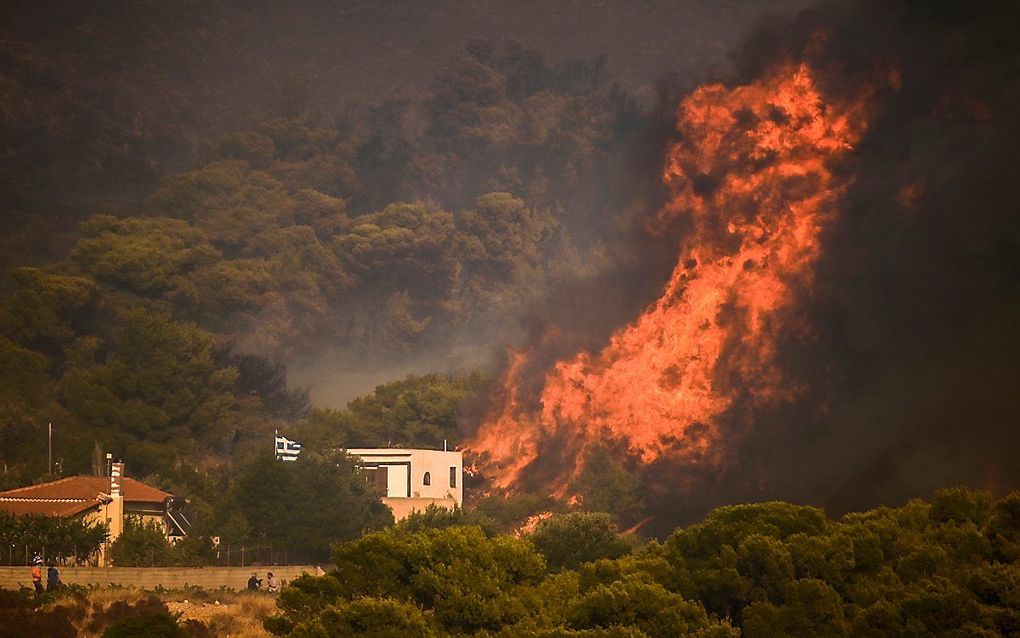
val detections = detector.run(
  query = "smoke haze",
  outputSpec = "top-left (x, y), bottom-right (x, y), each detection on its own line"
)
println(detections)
top-left (722, 0), bottom-right (1020, 515)
top-left (636, 0), bottom-right (1020, 532)
top-left (1, 0), bottom-right (1017, 530)
top-left (462, 0), bottom-right (1020, 534)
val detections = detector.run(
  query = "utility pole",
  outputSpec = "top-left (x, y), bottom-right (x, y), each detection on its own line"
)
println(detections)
top-left (48, 422), bottom-right (52, 475)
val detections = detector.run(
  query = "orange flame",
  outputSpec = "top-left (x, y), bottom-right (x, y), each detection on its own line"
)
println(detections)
top-left (466, 64), bottom-right (869, 494)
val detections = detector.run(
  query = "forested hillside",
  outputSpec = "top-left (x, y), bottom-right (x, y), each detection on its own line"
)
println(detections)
top-left (0, 24), bottom-right (675, 557)
top-left (1, 0), bottom-right (802, 254)
top-left (0, 36), bottom-right (653, 482)
top-left (3, 0), bottom-right (1018, 558)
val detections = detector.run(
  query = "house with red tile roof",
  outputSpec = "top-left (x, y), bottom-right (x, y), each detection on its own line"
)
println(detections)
top-left (0, 462), bottom-right (186, 565)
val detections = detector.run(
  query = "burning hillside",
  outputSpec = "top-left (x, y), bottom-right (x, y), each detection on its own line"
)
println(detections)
top-left (466, 61), bottom-right (872, 497)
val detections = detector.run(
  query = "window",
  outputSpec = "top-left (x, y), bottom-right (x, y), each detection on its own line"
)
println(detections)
top-left (450, 466), bottom-right (457, 488)
top-left (423, 472), bottom-right (431, 486)
top-left (364, 466), bottom-right (388, 492)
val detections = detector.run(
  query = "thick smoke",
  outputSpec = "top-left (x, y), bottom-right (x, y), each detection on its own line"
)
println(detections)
top-left (463, 0), bottom-right (1020, 535)
top-left (642, 0), bottom-right (1020, 533)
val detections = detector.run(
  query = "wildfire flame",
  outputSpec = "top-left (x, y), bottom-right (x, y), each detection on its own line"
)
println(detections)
top-left (466, 63), bottom-right (869, 494)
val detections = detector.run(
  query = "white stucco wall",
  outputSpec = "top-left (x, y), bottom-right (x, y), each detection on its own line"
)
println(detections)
top-left (387, 463), bottom-right (409, 497)
top-left (346, 448), bottom-right (463, 506)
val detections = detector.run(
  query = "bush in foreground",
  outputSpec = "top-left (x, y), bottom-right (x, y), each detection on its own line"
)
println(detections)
top-left (264, 489), bottom-right (1020, 637)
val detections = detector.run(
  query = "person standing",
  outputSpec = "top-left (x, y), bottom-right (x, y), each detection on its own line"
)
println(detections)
top-left (266, 572), bottom-right (278, 593)
top-left (31, 559), bottom-right (43, 594)
top-left (46, 562), bottom-right (59, 591)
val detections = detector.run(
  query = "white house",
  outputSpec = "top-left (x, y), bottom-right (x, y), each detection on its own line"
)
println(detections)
top-left (345, 448), bottom-right (463, 521)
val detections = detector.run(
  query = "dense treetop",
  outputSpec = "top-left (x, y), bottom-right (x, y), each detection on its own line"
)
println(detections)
top-left (263, 489), bottom-right (1020, 637)
top-left (0, 39), bottom-right (647, 497)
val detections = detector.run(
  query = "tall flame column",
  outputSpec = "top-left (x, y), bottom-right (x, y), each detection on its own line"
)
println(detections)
top-left (467, 64), bottom-right (870, 494)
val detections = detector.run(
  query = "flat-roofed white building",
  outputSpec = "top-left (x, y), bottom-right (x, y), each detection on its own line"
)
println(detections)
top-left (345, 448), bottom-right (463, 521)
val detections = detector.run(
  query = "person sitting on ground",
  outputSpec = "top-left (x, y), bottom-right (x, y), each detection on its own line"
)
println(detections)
top-left (46, 562), bottom-right (60, 591)
top-left (31, 559), bottom-right (43, 594)
top-left (247, 572), bottom-right (261, 591)
top-left (266, 571), bottom-right (278, 593)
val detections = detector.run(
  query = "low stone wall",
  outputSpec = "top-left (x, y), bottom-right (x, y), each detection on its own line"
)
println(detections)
top-left (0, 565), bottom-right (324, 591)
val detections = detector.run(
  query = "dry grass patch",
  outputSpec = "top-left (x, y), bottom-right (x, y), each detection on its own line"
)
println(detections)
top-left (166, 591), bottom-right (276, 637)
top-left (29, 586), bottom-right (278, 637)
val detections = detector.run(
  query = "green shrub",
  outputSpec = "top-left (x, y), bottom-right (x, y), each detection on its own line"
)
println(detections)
top-left (530, 512), bottom-right (633, 571)
top-left (102, 612), bottom-right (181, 638)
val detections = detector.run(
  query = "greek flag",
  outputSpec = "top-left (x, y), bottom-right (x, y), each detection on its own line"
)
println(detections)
top-left (275, 431), bottom-right (302, 461)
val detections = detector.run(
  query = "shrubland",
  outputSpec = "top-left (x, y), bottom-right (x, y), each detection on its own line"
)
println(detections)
top-left (263, 488), bottom-right (1020, 637)
top-left (4, 488), bottom-right (1019, 636)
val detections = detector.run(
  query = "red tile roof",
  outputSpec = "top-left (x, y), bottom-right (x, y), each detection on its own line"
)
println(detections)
top-left (0, 500), bottom-right (99, 517)
top-left (0, 476), bottom-right (173, 518)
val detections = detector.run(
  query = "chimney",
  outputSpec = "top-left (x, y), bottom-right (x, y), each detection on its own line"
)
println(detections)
top-left (105, 462), bottom-right (125, 564)
top-left (110, 461), bottom-right (123, 498)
